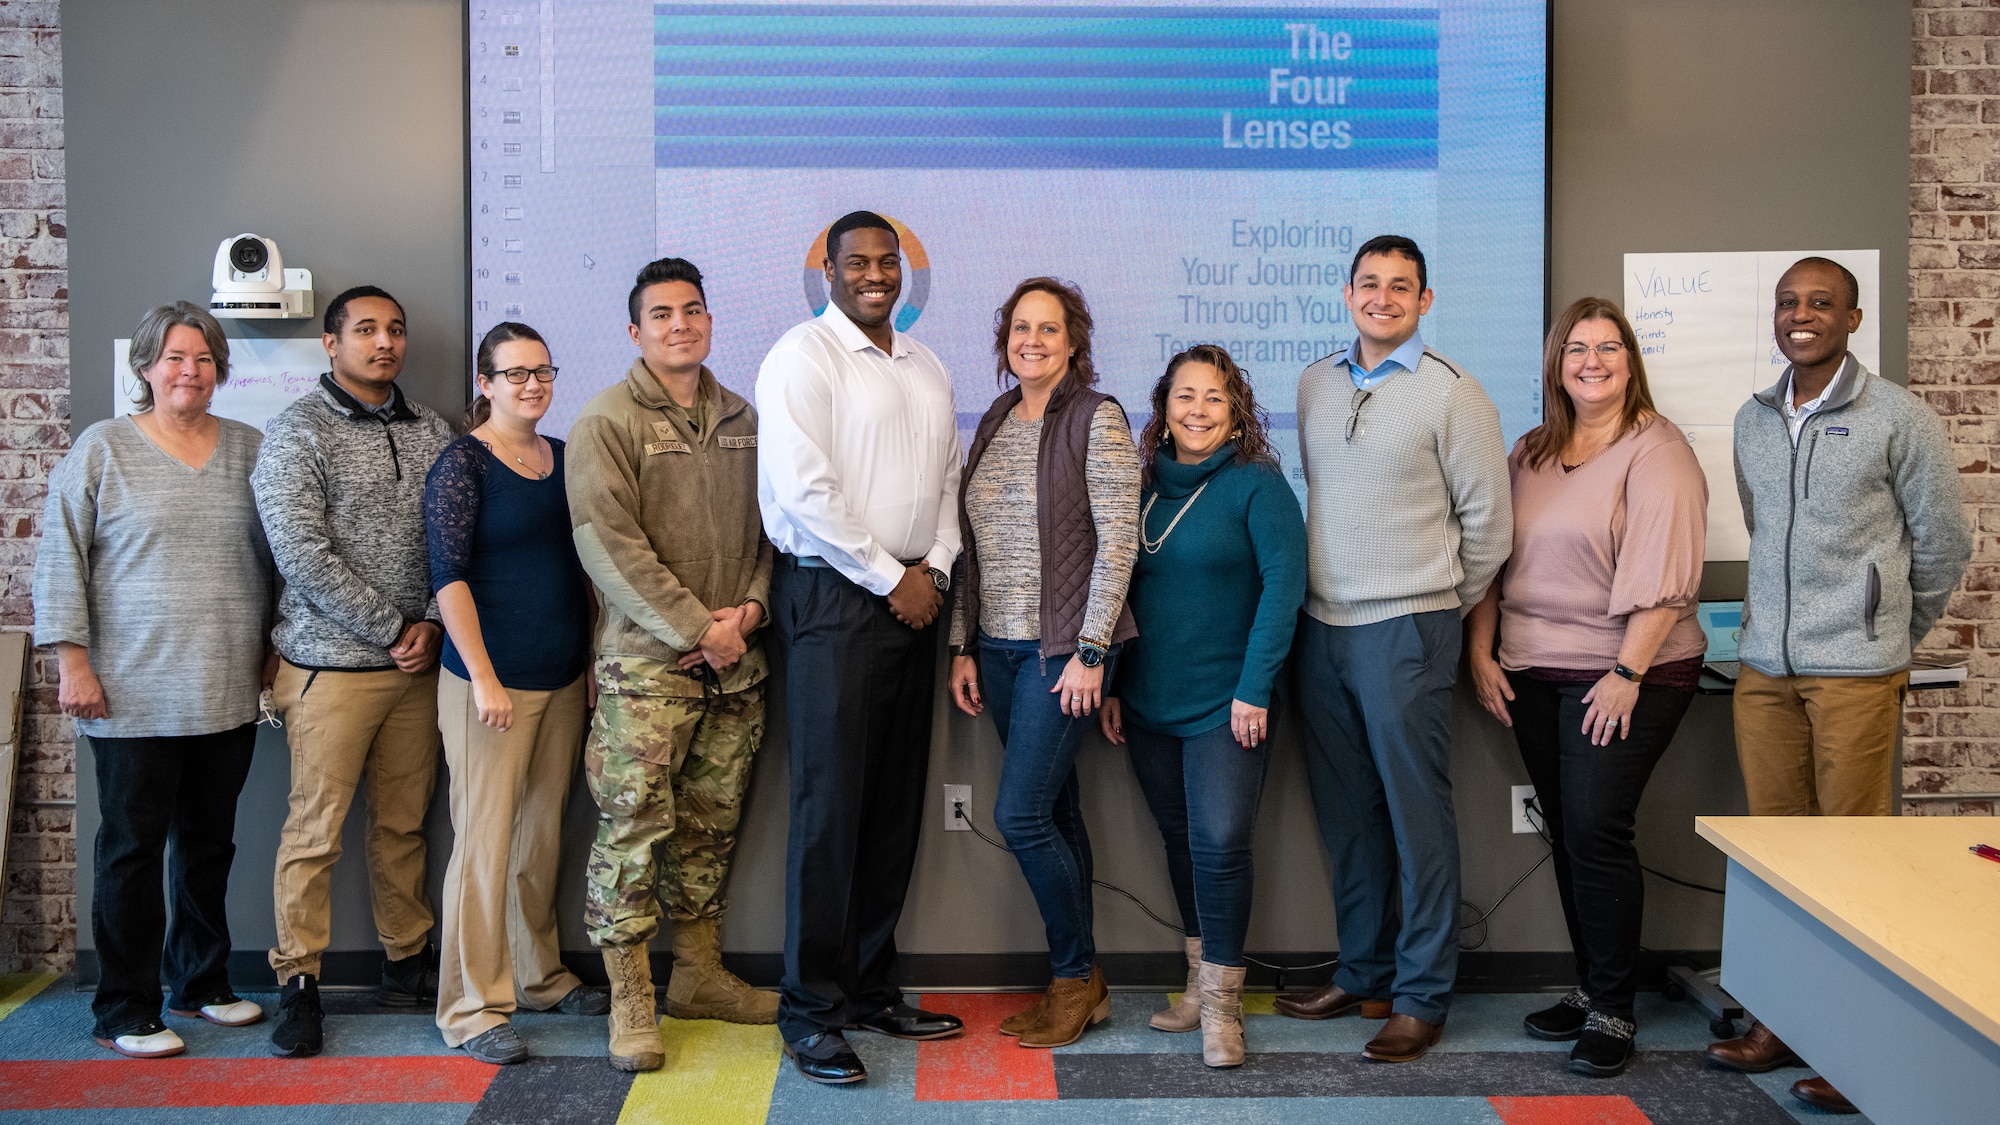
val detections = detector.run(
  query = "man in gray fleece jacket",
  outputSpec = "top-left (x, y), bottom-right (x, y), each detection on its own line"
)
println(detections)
top-left (1708, 258), bottom-right (1970, 1110)
top-left (1276, 236), bottom-right (1512, 1063)
top-left (249, 287), bottom-right (455, 1059)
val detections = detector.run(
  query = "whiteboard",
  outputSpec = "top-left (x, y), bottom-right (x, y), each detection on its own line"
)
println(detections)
top-left (1622, 249), bottom-right (1880, 562)
top-left (114, 335), bottom-right (329, 432)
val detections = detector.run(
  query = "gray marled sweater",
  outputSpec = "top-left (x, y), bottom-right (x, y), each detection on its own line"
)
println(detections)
top-left (251, 374), bottom-right (454, 669)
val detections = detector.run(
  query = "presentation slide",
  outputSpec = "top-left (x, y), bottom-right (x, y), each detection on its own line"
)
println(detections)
top-left (468, 1), bottom-right (1546, 489)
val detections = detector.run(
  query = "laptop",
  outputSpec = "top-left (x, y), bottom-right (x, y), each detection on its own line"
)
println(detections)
top-left (1698, 600), bottom-right (1744, 681)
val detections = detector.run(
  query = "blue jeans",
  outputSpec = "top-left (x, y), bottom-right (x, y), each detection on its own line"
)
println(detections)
top-left (980, 634), bottom-right (1117, 980)
top-left (1293, 610), bottom-right (1462, 1024)
top-left (1125, 719), bottom-right (1269, 966)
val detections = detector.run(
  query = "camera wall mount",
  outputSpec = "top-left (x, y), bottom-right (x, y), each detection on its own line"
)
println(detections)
top-left (210, 234), bottom-right (314, 319)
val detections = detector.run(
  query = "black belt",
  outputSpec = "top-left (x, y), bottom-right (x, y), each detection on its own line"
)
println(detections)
top-left (790, 554), bottom-right (923, 569)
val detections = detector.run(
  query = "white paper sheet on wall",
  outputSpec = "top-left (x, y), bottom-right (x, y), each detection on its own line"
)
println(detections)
top-left (1621, 249), bottom-right (1880, 562)
top-left (114, 335), bottom-right (328, 431)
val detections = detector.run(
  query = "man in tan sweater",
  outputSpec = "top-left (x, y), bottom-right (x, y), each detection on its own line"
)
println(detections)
top-left (565, 257), bottom-right (777, 1071)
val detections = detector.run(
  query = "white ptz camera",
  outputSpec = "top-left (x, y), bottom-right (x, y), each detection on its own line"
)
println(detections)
top-left (209, 234), bottom-right (314, 319)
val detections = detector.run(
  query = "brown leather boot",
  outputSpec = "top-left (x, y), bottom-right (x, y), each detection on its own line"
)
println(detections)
top-left (666, 917), bottom-right (779, 1024)
top-left (1018, 966), bottom-right (1110, 1048)
top-left (1274, 982), bottom-right (1393, 1021)
top-left (1363, 1013), bottom-right (1444, 1063)
top-left (1198, 961), bottom-right (1246, 1068)
top-left (999, 984), bottom-right (1052, 1037)
top-left (602, 944), bottom-right (664, 1072)
top-left (1151, 937), bottom-right (1202, 1033)
top-left (1705, 1021), bottom-right (1803, 1073)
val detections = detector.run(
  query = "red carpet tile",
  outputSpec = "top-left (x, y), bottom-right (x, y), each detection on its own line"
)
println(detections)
top-left (0, 1055), bottom-right (498, 1109)
top-left (913, 992), bottom-right (1059, 1102)
top-left (1490, 1095), bottom-right (1654, 1125)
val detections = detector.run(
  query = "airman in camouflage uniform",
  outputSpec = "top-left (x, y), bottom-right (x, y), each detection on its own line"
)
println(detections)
top-left (583, 669), bottom-right (763, 943)
top-left (566, 259), bottom-right (778, 1071)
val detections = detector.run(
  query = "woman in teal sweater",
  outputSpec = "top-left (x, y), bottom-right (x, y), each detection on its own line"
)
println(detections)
top-left (1100, 344), bottom-right (1306, 1067)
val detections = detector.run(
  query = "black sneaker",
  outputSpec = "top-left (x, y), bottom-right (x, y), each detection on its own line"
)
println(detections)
top-left (555, 984), bottom-right (611, 1016)
top-left (1569, 1010), bottom-right (1636, 1077)
top-left (462, 1022), bottom-right (529, 1065)
top-left (1523, 987), bottom-right (1589, 1041)
top-left (270, 974), bottom-right (324, 1058)
top-left (380, 944), bottom-right (440, 1007)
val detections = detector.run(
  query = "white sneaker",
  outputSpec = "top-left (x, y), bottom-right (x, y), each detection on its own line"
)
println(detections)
top-left (170, 997), bottom-right (265, 1027)
top-left (94, 1027), bottom-right (186, 1058)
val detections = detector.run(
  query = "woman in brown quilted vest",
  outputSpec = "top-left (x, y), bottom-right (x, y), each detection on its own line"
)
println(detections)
top-left (946, 277), bottom-right (1141, 1049)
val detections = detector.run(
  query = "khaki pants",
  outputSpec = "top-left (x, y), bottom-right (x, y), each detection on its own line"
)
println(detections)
top-left (269, 660), bottom-right (442, 981)
top-left (435, 669), bottom-right (589, 1045)
top-left (1732, 665), bottom-right (1909, 816)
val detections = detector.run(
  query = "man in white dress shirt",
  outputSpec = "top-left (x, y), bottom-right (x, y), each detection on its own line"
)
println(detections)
top-left (756, 211), bottom-right (965, 1084)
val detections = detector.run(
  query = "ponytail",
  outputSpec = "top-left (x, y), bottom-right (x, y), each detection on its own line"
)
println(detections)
top-left (462, 393), bottom-right (493, 432)
top-left (466, 320), bottom-right (548, 434)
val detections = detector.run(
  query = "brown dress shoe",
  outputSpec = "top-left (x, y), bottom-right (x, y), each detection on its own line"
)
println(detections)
top-left (1273, 983), bottom-right (1393, 1021)
top-left (1704, 1021), bottom-right (1803, 1073)
top-left (1790, 1076), bottom-right (1859, 1114)
top-left (1018, 966), bottom-right (1110, 1048)
top-left (1362, 1013), bottom-right (1443, 1062)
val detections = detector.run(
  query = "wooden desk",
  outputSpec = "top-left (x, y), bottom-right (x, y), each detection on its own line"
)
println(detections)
top-left (1696, 816), bottom-right (2000, 1125)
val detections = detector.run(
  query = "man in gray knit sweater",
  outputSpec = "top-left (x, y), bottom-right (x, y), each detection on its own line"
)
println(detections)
top-left (1274, 236), bottom-right (1512, 1063)
top-left (250, 287), bottom-right (455, 1058)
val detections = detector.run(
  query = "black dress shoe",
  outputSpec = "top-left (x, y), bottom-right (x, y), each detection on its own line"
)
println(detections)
top-left (846, 1001), bottom-right (963, 1041)
top-left (784, 1030), bottom-right (867, 1084)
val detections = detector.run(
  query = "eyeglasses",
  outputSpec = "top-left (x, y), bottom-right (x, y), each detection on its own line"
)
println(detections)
top-left (487, 366), bottom-right (559, 384)
top-left (1346, 388), bottom-right (1372, 443)
top-left (1561, 342), bottom-right (1626, 360)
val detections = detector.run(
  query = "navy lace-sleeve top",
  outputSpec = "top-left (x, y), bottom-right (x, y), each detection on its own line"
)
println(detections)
top-left (424, 433), bottom-right (592, 690)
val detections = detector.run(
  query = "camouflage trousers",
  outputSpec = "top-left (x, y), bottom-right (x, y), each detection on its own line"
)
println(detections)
top-left (583, 684), bottom-right (765, 947)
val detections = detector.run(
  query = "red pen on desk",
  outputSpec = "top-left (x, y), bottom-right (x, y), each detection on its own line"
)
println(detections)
top-left (1971, 844), bottom-right (2000, 865)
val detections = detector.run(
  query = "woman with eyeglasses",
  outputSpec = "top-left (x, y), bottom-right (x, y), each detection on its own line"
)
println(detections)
top-left (424, 322), bottom-right (603, 1063)
top-left (1465, 297), bottom-right (1708, 1078)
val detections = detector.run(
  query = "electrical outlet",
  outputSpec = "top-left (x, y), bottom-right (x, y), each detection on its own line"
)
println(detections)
top-left (943, 784), bottom-right (972, 832)
top-left (1511, 784), bottom-right (1544, 834)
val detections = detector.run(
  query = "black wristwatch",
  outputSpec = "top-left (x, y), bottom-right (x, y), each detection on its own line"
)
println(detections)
top-left (1076, 640), bottom-right (1108, 668)
top-left (1612, 663), bottom-right (1644, 683)
top-left (927, 566), bottom-right (950, 592)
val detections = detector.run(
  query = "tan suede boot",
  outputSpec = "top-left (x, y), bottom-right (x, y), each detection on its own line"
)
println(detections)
top-left (665, 916), bottom-right (779, 1024)
top-left (1018, 966), bottom-right (1110, 1048)
top-left (1150, 936), bottom-right (1203, 1032)
top-left (999, 983), bottom-right (1052, 1037)
top-left (1199, 961), bottom-right (1247, 1068)
top-left (603, 944), bottom-right (664, 1072)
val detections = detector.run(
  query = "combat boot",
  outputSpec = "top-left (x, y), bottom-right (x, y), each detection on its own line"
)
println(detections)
top-left (666, 916), bottom-right (779, 1023)
top-left (603, 943), bottom-right (664, 1072)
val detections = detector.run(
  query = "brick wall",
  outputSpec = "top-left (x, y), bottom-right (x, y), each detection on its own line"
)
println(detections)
top-left (0, 1), bottom-right (69, 973)
top-left (1907, 0), bottom-right (2000, 816)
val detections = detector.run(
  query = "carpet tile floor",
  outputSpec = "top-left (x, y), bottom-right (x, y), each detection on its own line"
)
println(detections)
top-left (0, 973), bottom-right (1863, 1124)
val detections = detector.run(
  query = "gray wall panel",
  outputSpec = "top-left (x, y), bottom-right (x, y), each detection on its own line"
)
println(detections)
top-left (62, 0), bottom-right (1907, 970)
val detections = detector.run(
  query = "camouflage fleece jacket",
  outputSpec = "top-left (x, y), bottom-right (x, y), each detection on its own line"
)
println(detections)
top-left (566, 360), bottom-right (774, 697)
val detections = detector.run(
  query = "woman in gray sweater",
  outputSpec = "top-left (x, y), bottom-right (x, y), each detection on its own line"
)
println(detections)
top-left (33, 303), bottom-right (274, 1059)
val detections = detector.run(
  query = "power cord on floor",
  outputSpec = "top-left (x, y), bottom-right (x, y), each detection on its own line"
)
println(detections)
top-left (946, 792), bottom-right (1567, 980)
top-left (1520, 794), bottom-right (1726, 896)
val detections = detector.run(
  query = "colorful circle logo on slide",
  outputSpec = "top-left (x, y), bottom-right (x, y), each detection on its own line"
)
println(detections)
top-left (803, 215), bottom-right (931, 332)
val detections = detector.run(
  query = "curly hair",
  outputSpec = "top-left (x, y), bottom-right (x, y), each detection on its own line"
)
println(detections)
top-left (991, 277), bottom-right (1097, 388)
top-left (1137, 344), bottom-right (1278, 489)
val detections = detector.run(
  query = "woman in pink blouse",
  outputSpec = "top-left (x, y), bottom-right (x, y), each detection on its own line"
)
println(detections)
top-left (1466, 296), bottom-right (1707, 1079)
